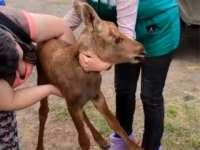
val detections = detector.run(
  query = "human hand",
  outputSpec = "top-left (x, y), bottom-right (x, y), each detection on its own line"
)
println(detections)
top-left (49, 85), bottom-right (63, 97)
top-left (79, 51), bottom-right (112, 72)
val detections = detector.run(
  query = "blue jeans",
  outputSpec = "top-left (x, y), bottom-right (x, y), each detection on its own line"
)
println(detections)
top-left (114, 52), bottom-right (173, 150)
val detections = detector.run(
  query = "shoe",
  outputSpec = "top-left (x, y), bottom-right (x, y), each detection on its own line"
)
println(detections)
top-left (109, 133), bottom-right (134, 150)
top-left (109, 132), bottom-right (162, 150)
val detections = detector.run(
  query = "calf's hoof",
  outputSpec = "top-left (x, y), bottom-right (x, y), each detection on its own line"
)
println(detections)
top-left (99, 140), bottom-right (110, 149)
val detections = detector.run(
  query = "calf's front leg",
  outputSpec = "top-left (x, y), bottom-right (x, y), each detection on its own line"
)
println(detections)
top-left (91, 92), bottom-right (143, 150)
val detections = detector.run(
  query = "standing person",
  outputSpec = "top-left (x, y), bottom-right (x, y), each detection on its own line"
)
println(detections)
top-left (0, 5), bottom-right (77, 149)
top-left (64, 0), bottom-right (180, 150)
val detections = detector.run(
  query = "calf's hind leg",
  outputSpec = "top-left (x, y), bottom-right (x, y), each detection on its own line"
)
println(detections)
top-left (36, 99), bottom-right (49, 150)
top-left (91, 92), bottom-right (143, 150)
top-left (82, 110), bottom-right (110, 149)
top-left (36, 70), bottom-right (49, 150)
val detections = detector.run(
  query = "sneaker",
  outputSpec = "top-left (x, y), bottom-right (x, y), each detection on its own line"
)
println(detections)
top-left (109, 133), bottom-right (134, 150)
top-left (109, 132), bottom-right (162, 150)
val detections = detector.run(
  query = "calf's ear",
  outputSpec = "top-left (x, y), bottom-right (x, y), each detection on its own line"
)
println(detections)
top-left (74, 1), bottom-right (102, 32)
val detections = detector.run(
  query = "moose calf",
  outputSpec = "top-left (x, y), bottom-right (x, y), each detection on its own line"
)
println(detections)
top-left (36, 1), bottom-right (145, 150)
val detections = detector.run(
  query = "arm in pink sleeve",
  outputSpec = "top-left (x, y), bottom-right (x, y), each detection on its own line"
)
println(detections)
top-left (116, 0), bottom-right (139, 40)
top-left (63, 0), bottom-right (86, 31)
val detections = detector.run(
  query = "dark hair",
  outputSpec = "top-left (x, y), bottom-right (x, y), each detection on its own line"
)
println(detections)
top-left (0, 28), bottom-right (19, 78)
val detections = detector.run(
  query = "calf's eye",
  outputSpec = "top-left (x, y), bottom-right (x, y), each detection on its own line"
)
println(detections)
top-left (115, 37), bottom-right (123, 44)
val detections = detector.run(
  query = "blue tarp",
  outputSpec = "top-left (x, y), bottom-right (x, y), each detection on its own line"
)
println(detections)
top-left (0, 0), bottom-right (5, 6)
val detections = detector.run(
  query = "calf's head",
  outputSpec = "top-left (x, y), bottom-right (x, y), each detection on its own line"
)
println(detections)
top-left (74, 1), bottom-right (145, 64)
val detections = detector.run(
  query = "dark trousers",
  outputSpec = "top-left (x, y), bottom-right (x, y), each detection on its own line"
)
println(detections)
top-left (114, 52), bottom-right (173, 150)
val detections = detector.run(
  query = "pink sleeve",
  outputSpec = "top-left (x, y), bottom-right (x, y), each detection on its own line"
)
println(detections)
top-left (63, 0), bottom-right (85, 31)
top-left (116, 0), bottom-right (139, 40)
top-left (64, 0), bottom-right (138, 40)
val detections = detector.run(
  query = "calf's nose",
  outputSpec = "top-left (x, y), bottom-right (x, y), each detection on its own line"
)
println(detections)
top-left (140, 50), bottom-right (146, 56)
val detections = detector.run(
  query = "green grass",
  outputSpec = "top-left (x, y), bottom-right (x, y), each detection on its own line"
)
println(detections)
top-left (52, 102), bottom-right (112, 137)
top-left (52, 91), bottom-right (200, 150)
top-left (84, 102), bottom-right (112, 137)
top-left (163, 93), bottom-right (200, 150)
top-left (52, 105), bottom-right (71, 121)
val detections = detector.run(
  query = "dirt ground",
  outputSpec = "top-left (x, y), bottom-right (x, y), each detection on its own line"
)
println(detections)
top-left (5, 0), bottom-right (200, 150)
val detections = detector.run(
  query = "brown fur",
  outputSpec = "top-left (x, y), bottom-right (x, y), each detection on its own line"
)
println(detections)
top-left (35, 2), bottom-right (145, 150)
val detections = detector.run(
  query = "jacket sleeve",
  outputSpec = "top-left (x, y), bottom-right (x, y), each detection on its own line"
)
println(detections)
top-left (116, 0), bottom-right (139, 40)
top-left (64, 0), bottom-right (139, 40)
top-left (63, 0), bottom-right (86, 31)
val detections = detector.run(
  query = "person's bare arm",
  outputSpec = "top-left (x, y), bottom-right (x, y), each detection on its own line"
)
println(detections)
top-left (0, 79), bottom-right (61, 111)
top-left (28, 13), bottom-right (76, 44)
top-left (63, 0), bottom-right (86, 30)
